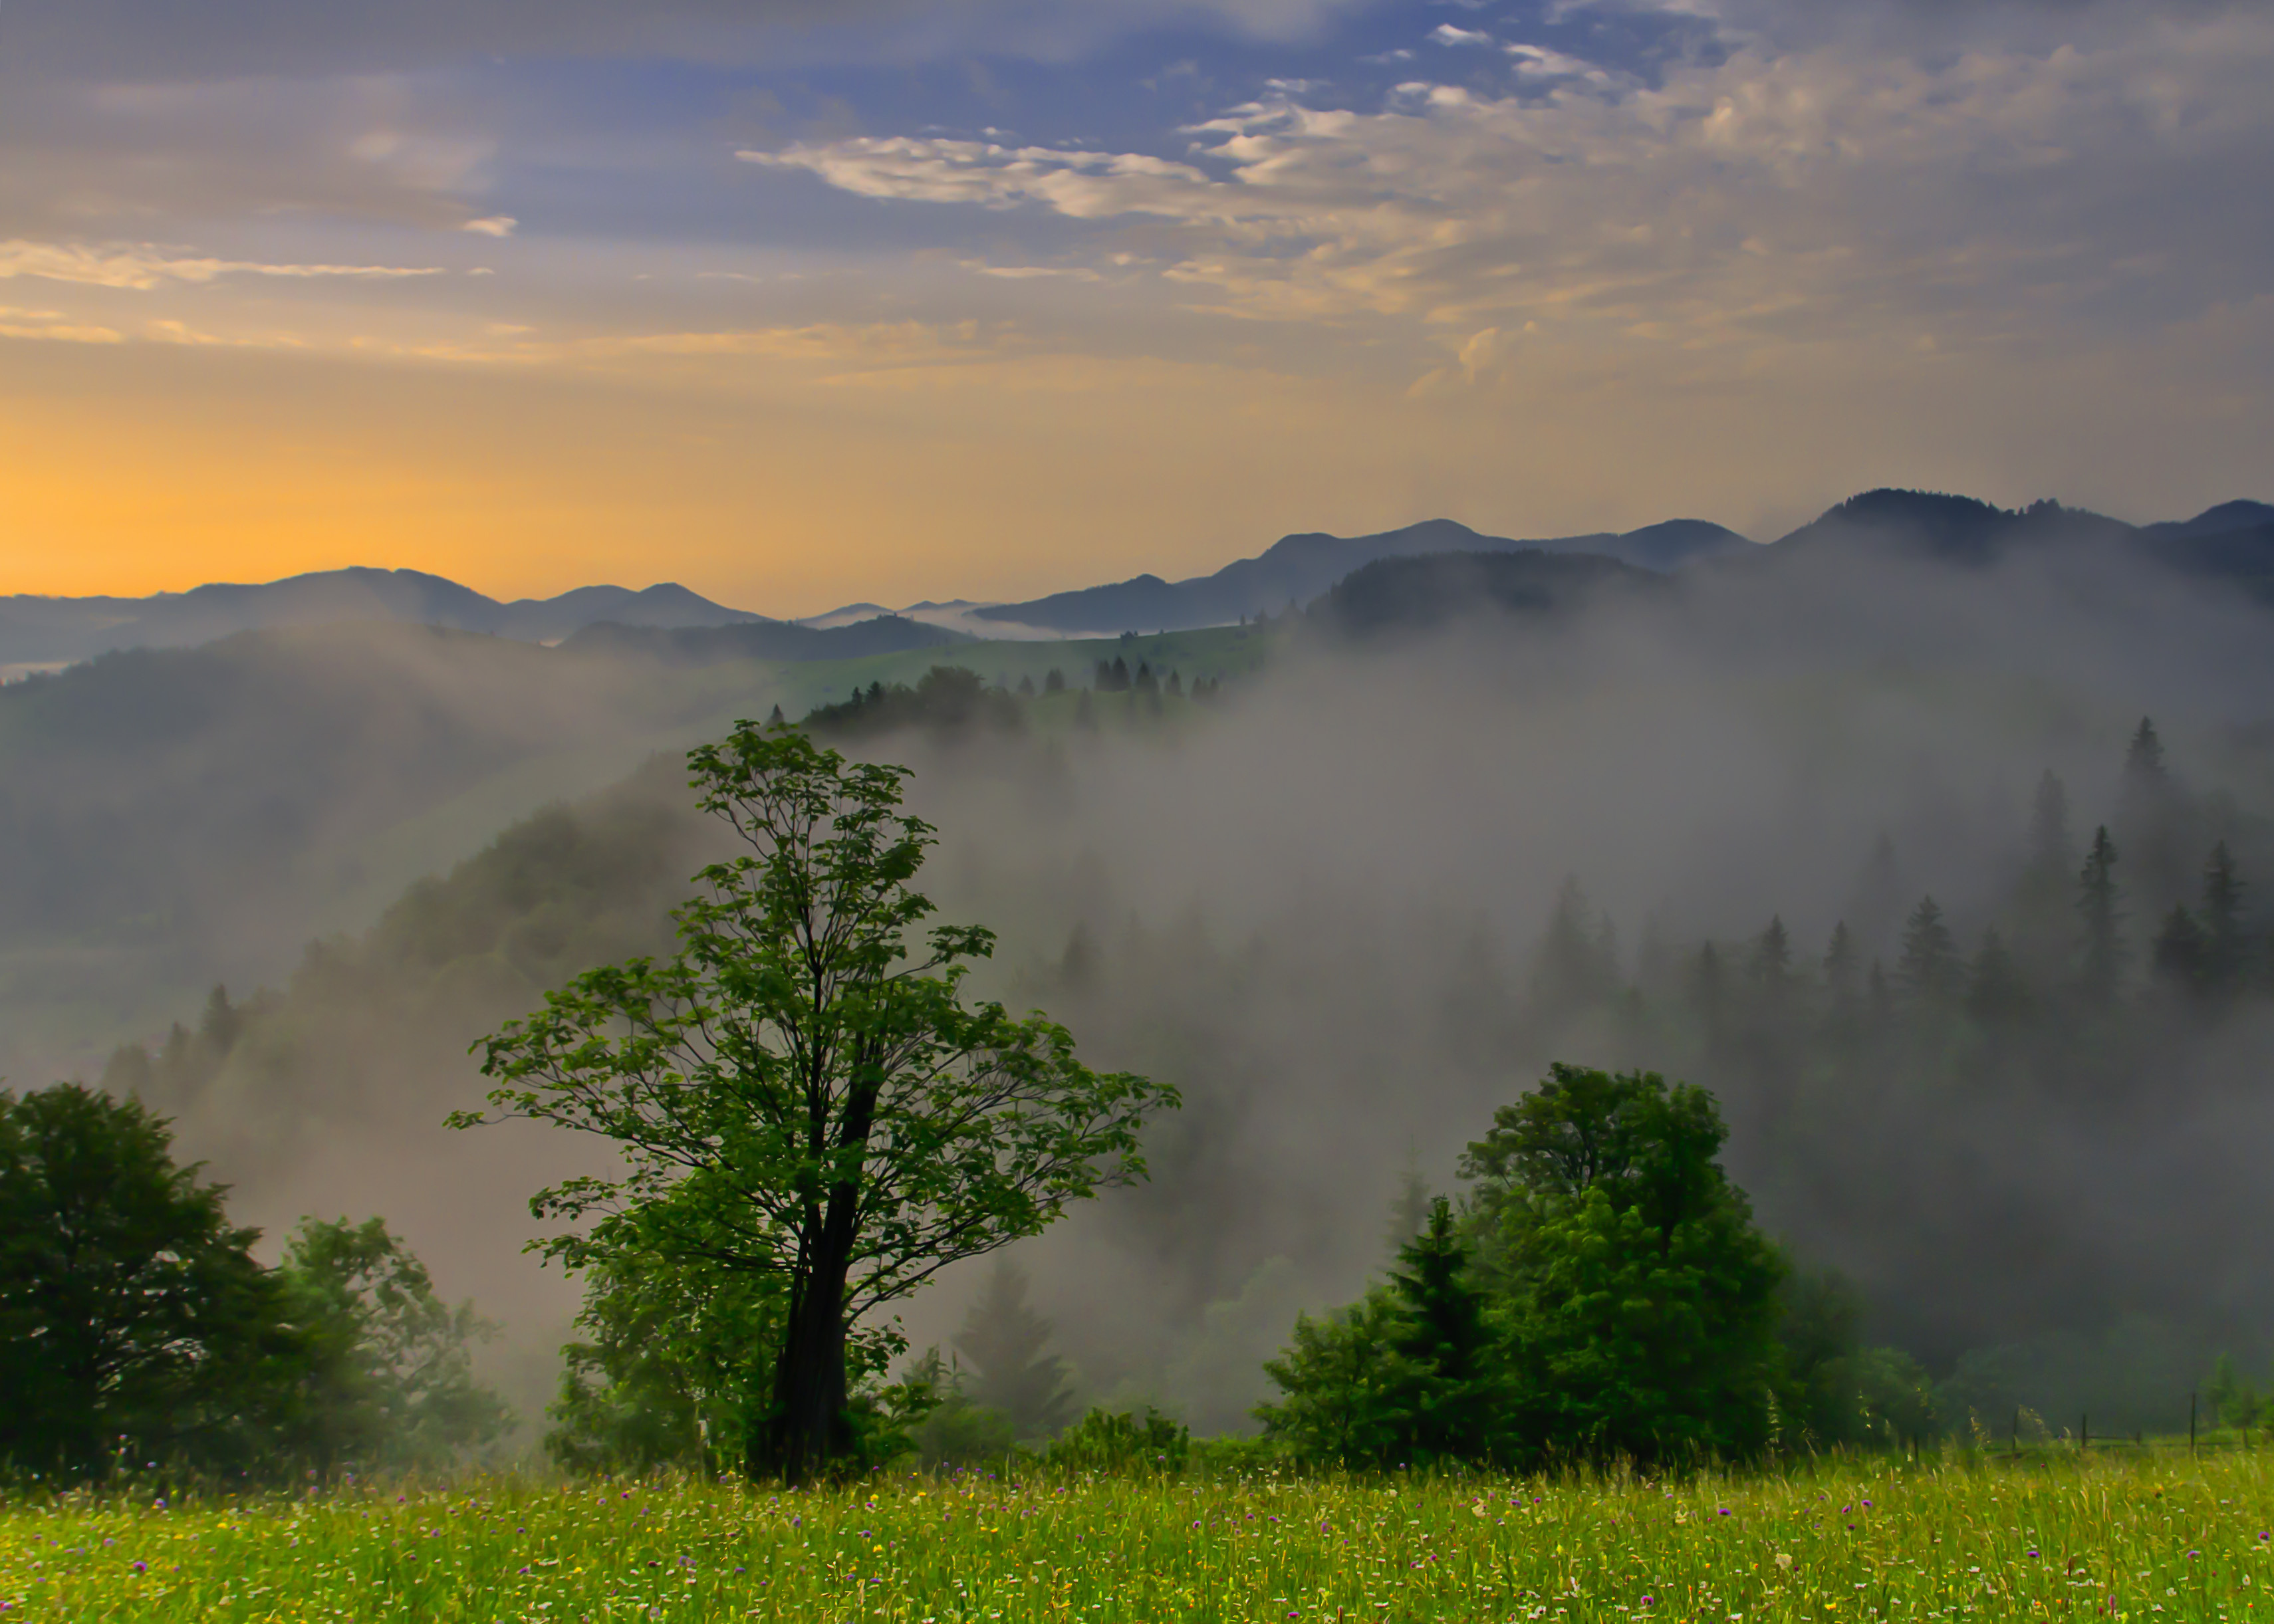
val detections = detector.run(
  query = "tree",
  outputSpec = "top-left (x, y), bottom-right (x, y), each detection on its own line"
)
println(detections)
top-left (1964, 928), bottom-right (2031, 1025)
top-left (1383, 1197), bottom-right (1493, 1461)
top-left (280, 1217), bottom-right (511, 1472)
top-left (954, 1259), bottom-right (1076, 1441)
top-left (460, 723), bottom-right (1174, 1484)
top-left (1043, 668), bottom-right (1065, 695)
top-left (545, 1232), bottom-right (785, 1476)
top-left (2014, 770), bottom-right (2075, 976)
top-left (2200, 842), bottom-right (2249, 996)
top-left (1822, 922), bottom-right (1858, 1018)
top-left (2152, 905), bottom-right (2209, 996)
top-left (1256, 1292), bottom-right (1412, 1465)
top-left (1464, 1068), bottom-right (1787, 1464)
top-left (1531, 879), bottom-right (1616, 1020)
top-left (2077, 826), bottom-right (2125, 1001)
top-left (0, 1084), bottom-right (302, 1479)
top-left (1896, 896), bottom-right (1962, 1005)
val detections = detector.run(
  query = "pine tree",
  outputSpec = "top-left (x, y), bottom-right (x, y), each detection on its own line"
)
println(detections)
top-left (1109, 656), bottom-right (1130, 691)
top-left (1749, 915), bottom-right (1793, 1000)
top-left (1382, 1163), bottom-right (1433, 1265)
top-left (1015, 674), bottom-right (1035, 697)
top-left (1383, 1198), bottom-right (1492, 1462)
top-left (1822, 921), bottom-right (1857, 1012)
top-left (2077, 826), bottom-right (2124, 1001)
top-left (1896, 897), bottom-right (1962, 1004)
top-left (2015, 770), bottom-right (2075, 976)
top-left (1964, 927), bottom-right (2031, 1024)
top-left (955, 1260), bottom-right (1077, 1442)
top-left (1529, 879), bottom-right (1615, 1019)
top-left (2152, 905), bottom-right (2208, 996)
top-left (767, 703), bottom-right (786, 726)
top-left (2200, 842), bottom-right (2248, 996)
top-left (1043, 668), bottom-right (1065, 694)
top-left (2124, 717), bottom-right (2166, 787)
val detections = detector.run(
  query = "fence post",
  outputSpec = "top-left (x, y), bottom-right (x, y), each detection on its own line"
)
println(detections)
top-left (2013, 1408), bottom-right (2021, 1460)
top-left (2082, 1413), bottom-right (2088, 1452)
top-left (2190, 1391), bottom-right (2198, 1454)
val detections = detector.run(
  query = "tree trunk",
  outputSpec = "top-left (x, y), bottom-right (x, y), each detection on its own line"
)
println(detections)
top-left (755, 1187), bottom-right (864, 1485)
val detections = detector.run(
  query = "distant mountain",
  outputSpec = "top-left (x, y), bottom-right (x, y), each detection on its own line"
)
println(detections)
top-left (1309, 550), bottom-right (1659, 639)
top-left (1763, 490), bottom-right (2274, 603)
top-left (561, 614), bottom-right (965, 666)
top-left (971, 517), bottom-right (1754, 635)
top-left (0, 568), bottom-right (765, 666)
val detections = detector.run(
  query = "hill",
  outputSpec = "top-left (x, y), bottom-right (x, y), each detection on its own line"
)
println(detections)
top-left (971, 517), bottom-right (1752, 635)
top-left (0, 568), bottom-right (765, 667)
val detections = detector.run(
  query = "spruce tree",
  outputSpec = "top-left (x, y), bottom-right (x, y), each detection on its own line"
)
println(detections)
top-left (2151, 905), bottom-right (2208, 997)
top-left (2077, 825), bottom-right (2124, 1001)
top-left (1822, 921), bottom-right (1857, 1012)
top-left (1043, 668), bottom-right (1065, 695)
top-left (1896, 896), bottom-right (1962, 1004)
top-left (2200, 842), bottom-right (2247, 996)
top-left (1383, 1199), bottom-right (1492, 1463)
top-left (1749, 915), bottom-right (1793, 1005)
top-left (955, 1260), bottom-right (1077, 1441)
top-left (1964, 927), bottom-right (2031, 1024)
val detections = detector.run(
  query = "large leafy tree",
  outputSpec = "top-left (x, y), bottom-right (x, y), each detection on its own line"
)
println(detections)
top-left (279, 1217), bottom-right (512, 1472)
top-left (461, 724), bottom-right (1174, 1484)
top-left (1463, 1066), bottom-right (1787, 1464)
top-left (0, 1084), bottom-right (301, 1478)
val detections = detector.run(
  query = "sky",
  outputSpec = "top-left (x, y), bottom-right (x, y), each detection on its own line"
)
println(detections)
top-left (1, 0), bottom-right (2268, 614)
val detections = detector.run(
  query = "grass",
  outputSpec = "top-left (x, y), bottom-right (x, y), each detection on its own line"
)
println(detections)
top-left (5, 1448), bottom-right (2272, 1622)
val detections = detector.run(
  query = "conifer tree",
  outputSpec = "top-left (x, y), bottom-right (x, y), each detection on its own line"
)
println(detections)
top-left (1383, 1199), bottom-right (1492, 1462)
top-left (955, 1259), bottom-right (1077, 1441)
top-left (1896, 896), bottom-right (1962, 1004)
top-left (1822, 922), bottom-right (1857, 1012)
top-left (1964, 927), bottom-right (2031, 1024)
top-left (2077, 825), bottom-right (2125, 1001)
top-left (2152, 905), bottom-right (2208, 996)
top-left (1749, 915), bottom-right (1793, 1009)
top-left (2200, 842), bottom-right (2248, 995)
top-left (1043, 668), bottom-right (1065, 694)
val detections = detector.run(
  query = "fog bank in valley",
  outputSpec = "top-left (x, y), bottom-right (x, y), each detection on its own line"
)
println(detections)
top-left (102, 526), bottom-right (2274, 1437)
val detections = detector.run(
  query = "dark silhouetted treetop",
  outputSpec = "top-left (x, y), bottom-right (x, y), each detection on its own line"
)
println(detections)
top-left (2200, 841), bottom-right (2249, 995)
top-left (1896, 895), bottom-right (1963, 1004)
top-left (1964, 927), bottom-right (2032, 1025)
top-left (800, 665), bottom-right (1022, 739)
top-left (1043, 667), bottom-right (1065, 694)
top-left (2077, 825), bottom-right (2126, 1000)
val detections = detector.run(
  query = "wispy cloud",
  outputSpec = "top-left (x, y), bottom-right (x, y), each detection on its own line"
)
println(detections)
top-left (460, 216), bottom-right (518, 237)
top-left (0, 241), bottom-right (447, 290)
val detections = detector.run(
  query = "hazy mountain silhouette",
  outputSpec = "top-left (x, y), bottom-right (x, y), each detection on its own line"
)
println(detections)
top-left (971, 517), bottom-right (1753, 635)
top-left (1309, 549), bottom-right (1658, 638)
top-left (0, 568), bottom-right (765, 666)
top-left (562, 614), bottom-right (967, 665)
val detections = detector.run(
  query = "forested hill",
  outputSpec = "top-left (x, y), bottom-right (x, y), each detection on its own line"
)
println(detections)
top-left (1306, 549), bottom-right (1657, 638)
top-left (561, 613), bottom-right (965, 665)
top-left (972, 517), bottom-right (1748, 636)
top-left (0, 568), bottom-right (765, 667)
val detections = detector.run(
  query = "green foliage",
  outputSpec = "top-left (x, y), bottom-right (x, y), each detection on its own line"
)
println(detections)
top-left (1253, 1292), bottom-right (1413, 1468)
top-left (463, 723), bottom-right (1174, 1482)
top-left (0, 1084), bottom-right (301, 1480)
top-left (0, 1084), bottom-right (496, 1482)
top-left (1046, 1407), bottom-right (1191, 1472)
top-left (279, 1217), bottom-right (511, 1472)
top-left (1263, 1066), bottom-right (1789, 1470)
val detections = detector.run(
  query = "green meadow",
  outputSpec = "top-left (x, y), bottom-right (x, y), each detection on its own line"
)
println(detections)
top-left (7, 1449), bottom-right (2271, 1623)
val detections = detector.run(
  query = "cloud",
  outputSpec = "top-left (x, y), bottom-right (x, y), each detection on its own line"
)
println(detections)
top-left (0, 0), bottom-right (1376, 80)
top-left (753, 10), bottom-right (2274, 353)
top-left (0, 240), bottom-right (446, 290)
top-left (1429, 24), bottom-right (1495, 46)
top-left (0, 304), bottom-right (123, 343)
top-left (461, 216), bottom-right (517, 237)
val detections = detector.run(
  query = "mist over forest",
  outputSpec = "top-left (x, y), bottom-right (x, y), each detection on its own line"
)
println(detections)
top-left (15, 491), bottom-right (2268, 1452)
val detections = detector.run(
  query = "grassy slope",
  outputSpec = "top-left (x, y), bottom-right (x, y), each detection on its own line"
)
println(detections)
top-left (5, 1449), bottom-right (2269, 1621)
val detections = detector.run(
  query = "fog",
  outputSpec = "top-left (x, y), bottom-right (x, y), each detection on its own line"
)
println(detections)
top-left (75, 522), bottom-right (2274, 1439)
